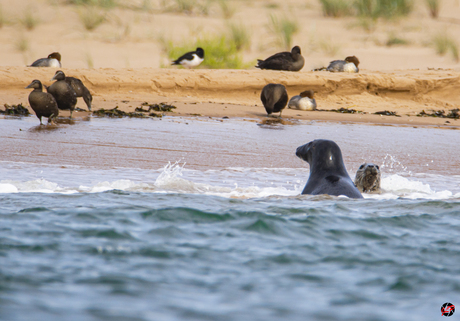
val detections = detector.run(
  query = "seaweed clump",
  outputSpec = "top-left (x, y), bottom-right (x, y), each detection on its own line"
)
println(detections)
top-left (417, 109), bottom-right (460, 119)
top-left (141, 102), bottom-right (177, 112)
top-left (0, 103), bottom-right (30, 116)
top-left (328, 107), bottom-right (363, 114)
top-left (93, 106), bottom-right (146, 118)
top-left (374, 110), bottom-right (400, 117)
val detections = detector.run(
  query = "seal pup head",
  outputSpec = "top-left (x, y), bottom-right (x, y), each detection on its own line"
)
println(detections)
top-left (354, 163), bottom-right (381, 193)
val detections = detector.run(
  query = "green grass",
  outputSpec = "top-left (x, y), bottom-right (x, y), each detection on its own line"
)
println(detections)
top-left (227, 22), bottom-right (251, 51)
top-left (386, 34), bottom-right (410, 46)
top-left (217, 0), bottom-right (236, 19)
top-left (432, 33), bottom-right (459, 61)
top-left (162, 0), bottom-right (211, 15)
top-left (268, 14), bottom-right (299, 49)
top-left (425, 0), bottom-right (440, 18)
top-left (15, 34), bottom-right (29, 52)
top-left (320, 0), bottom-right (413, 19)
top-left (78, 6), bottom-right (106, 31)
top-left (0, 5), bottom-right (5, 28)
top-left (67, 0), bottom-right (117, 8)
top-left (20, 7), bottom-right (40, 30)
top-left (354, 0), bottom-right (413, 19)
top-left (161, 34), bottom-right (251, 69)
top-left (319, 0), bottom-right (353, 17)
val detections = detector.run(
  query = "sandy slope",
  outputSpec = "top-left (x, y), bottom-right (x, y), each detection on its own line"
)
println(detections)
top-left (2, 66), bottom-right (460, 127)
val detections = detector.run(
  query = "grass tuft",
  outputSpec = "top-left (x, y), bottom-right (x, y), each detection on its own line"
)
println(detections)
top-left (78, 6), bottom-right (106, 31)
top-left (67, 0), bottom-right (117, 8)
top-left (162, 0), bottom-right (211, 15)
top-left (319, 0), bottom-right (353, 17)
top-left (217, 0), bottom-right (236, 19)
top-left (354, 0), bottom-right (413, 19)
top-left (161, 34), bottom-right (251, 69)
top-left (227, 22), bottom-right (251, 51)
top-left (425, 0), bottom-right (440, 18)
top-left (432, 33), bottom-right (459, 61)
top-left (268, 14), bottom-right (299, 49)
top-left (386, 33), bottom-right (410, 46)
top-left (20, 7), bottom-right (40, 30)
top-left (15, 34), bottom-right (29, 52)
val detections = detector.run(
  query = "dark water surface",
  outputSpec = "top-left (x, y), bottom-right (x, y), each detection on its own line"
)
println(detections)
top-left (1, 117), bottom-right (460, 320)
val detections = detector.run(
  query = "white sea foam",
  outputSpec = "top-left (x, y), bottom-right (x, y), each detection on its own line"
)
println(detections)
top-left (0, 162), bottom-right (459, 200)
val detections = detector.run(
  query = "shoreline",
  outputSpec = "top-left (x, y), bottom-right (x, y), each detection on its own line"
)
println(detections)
top-left (1, 67), bottom-right (459, 128)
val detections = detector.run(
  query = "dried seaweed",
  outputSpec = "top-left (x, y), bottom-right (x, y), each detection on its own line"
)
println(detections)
top-left (417, 109), bottom-right (460, 119)
top-left (0, 103), bottom-right (30, 116)
top-left (141, 102), bottom-right (177, 112)
top-left (374, 110), bottom-right (400, 117)
top-left (93, 106), bottom-right (147, 118)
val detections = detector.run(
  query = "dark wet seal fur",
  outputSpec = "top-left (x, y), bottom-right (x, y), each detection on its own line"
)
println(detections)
top-left (296, 139), bottom-right (363, 199)
top-left (65, 77), bottom-right (92, 111)
top-left (256, 46), bottom-right (305, 71)
top-left (354, 163), bottom-right (381, 193)
top-left (25, 79), bottom-right (59, 125)
top-left (46, 70), bottom-right (77, 118)
top-left (260, 84), bottom-right (288, 117)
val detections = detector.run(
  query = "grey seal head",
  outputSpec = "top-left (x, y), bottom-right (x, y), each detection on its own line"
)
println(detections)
top-left (296, 139), bottom-right (363, 198)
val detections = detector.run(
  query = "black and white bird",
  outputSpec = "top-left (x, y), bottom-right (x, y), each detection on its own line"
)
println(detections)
top-left (29, 52), bottom-right (62, 68)
top-left (172, 47), bottom-right (204, 69)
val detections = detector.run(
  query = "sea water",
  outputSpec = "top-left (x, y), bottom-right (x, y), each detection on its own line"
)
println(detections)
top-left (1, 116), bottom-right (460, 321)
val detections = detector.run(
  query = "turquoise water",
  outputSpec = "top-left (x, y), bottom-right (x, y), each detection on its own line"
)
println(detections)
top-left (1, 117), bottom-right (460, 320)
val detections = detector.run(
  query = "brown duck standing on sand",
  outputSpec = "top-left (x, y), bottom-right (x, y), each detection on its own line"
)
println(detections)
top-left (25, 79), bottom-right (59, 125)
top-left (29, 52), bottom-right (62, 68)
top-left (46, 70), bottom-right (77, 118)
top-left (65, 77), bottom-right (92, 111)
top-left (256, 46), bottom-right (305, 71)
top-left (260, 84), bottom-right (288, 117)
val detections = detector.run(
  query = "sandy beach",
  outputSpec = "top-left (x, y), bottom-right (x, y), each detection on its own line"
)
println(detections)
top-left (0, 0), bottom-right (459, 128)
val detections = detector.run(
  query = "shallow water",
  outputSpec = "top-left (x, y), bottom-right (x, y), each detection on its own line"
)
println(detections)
top-left (1, 116), bottom-right (460, 321)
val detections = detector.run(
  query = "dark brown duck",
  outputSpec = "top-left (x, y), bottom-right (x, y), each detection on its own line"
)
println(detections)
top-left (65, 77), bottom-right (92, 111)
top-left (256, 46), bottom-right (305, 71)
top-left (25, 79), bottom-right (59, 125)
top-left (47, 70), bottom-right (77, 118)
top-left (260, 84), bottom-right (288, 117)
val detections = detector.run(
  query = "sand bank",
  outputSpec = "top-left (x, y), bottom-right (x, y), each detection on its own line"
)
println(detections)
top-left (2, 67), bottom-right (459, 128)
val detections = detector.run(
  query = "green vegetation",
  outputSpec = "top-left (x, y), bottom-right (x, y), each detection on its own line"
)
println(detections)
top-left (320, 0), bottom-right (413, 19)
top-left (386, 34), bottom-right (410, 46)
top-left (217, 0), bottom-right (236, 19)
top-left (0, 5), bottom-right (5, 28)
top-left (354, 0), bottom-right (413, 19)
top-left (67, 0), bottom-right (117, 8)
top-left (161, 33), bottom-right (252, 69)
top-left (20, 7), bottom-right (40, 30)
top-left (78, 6), bottom-right (106, 31)
top-left (425, 0), bottom-right (440, 18)
top-left (227, 22), bottom-right (251, 51)
top-left (15, 34), bottom-right (29, 52)
top-left (268, 14), bottom-right (299, 49)
top-left (162, 0), bottom-right (211, 16)
top-left (432, 33), bottom-right (459, 61)
top-left (319, 0), bottom-right (353, 17)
